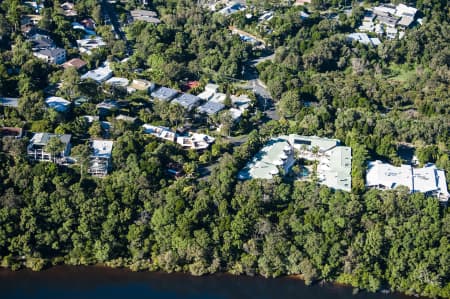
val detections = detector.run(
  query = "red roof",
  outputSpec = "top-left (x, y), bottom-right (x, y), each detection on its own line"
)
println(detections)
top-left (62, 58), bottom-right (87, 70)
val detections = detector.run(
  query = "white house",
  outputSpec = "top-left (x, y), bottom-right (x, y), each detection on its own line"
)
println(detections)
top-left (88, 139), bottom-right (113, 176)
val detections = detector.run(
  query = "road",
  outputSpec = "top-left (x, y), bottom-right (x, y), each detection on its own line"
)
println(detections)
top-left (242, 53), bottom-right (279, 121)
top-left (101, 0), bottom-right (132, 55)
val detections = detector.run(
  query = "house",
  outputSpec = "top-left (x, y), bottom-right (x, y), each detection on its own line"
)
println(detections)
top-left (45, 96), bottom-right (71, 112)
top-left (72, 22), bottom-right (96, 36)
top-left (96, 100), bottom-right (119, 116)
top-left (128, 79), bottom-right (155, 93)
top-left (62, 58), bottom-right (87, 71)
top-left (176, 133), bottom-right (215, 150)
top-left (130, 9), bottom-right (161, 24)
top-left (228, 107), bottom-right (243, 121)
top-left (76, 37), bottom-right (106, 54)
top-left (258, 11), bottom-right (274, 22)
top-left (21, 15), bottom-right (42, 27)
top-left (81, 64), bottom-right (113, 83)
top-left (30, 36), bottom-right (55, 51)
top-left (0, 97), bottom-right (19, 108)
top-left (0, 127), bottom-right (23, 139)
top-left (197, 101), bottom-right (225, 115)
top-left (230, 94), bottom-right (252, 111)
top-left (80, 18), bottom-right (96, 30)
top-left (151, 87), bottom-right (178, 102)
top-left (60, 2), bottom-right (77, 17)
top-left (105, 77), bottom-right (130, 88)
top-left (171, 93), bottom-right (202, 111)
top-left (218, 2), bottom-right (246, 16)
top-left (33, 48), bottom-right (67, 64)
top-left (27, 133), bottom-right (71, 162)
top-left (294, 0), bottom-right (312, 5)
top-left (198, 83), bottom-right (220, 101)
top-left (23, 1), bottom-right (44, 14)
top-left (142, 124), bottom-right (176, 141)
top-left (347, 33), bottom-right (381, 47)
top-left (366, 161), bottom-right (449, 201)
top-left (115, 114), bottom-right (137, 123)
top-left (88, 139), bottom-right (113, 176)
top-left (238, 137), bottom-right (295, 180)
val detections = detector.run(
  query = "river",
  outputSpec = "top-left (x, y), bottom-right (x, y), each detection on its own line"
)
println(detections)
top-left (0, 266), bottom-right (418, 299)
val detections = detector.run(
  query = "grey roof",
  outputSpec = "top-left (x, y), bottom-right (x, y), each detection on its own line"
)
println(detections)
top-left (172, 93), bottom-right (201, 110)
top-left (31, 37), bottom-right (54, 50)
top-left (151, 87), bottom-right (178, 101)
top-left (288, 135), bottom-right (339, 152)
top-left (36, 48), bottom-right (66, 57)
top-left (30, 132), bottom-right (71, 146)
top-left (0, 97), bottom-right (19, 108)
top-left (197, 101), bottom-right (225, 115)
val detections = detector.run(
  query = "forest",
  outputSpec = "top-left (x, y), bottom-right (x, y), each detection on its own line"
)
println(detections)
top-left (0, 0), bottom-right (449, 298)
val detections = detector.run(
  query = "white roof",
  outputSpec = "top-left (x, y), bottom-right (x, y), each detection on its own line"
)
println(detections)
top-left (105, 77), bottom-right (129, 87)
top-left (45, 96), bottom-right (70, 112)
top-left (91, 140), bottom-right (113, 158)
top-left (81, 65), bottom-right (113, 83)
top-left (229, 107), bottom-right (242, 120)
top-left (366, 161), bottom-right (413, 190)
top-left (210, 93), bottom-right (227, 103)
top-left (205, 83), bottom-right (219, 93)
top-left (198, 90), bottom-right (215, 101)
top-left (366, 161), bottom-right (448, 199)
top-left (395, 4), bottom-right (417, 17)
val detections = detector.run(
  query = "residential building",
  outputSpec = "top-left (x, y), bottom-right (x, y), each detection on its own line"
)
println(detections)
top-left (45, 96), bottom-right (71, 112)
top-left (348, 33), bottom-right (381, 47)
top-left (197, 101), bottom-right (225, 115)
top-left (96, 100), bottom-right (119, 116)
top-left (105, 77), bottom-right (130, 88)
top-left (0, 97), bottom-right (19, 108)
top-left (62, 58), bottom-right (87, 71)
top-left (27, 133), bottom-right (71, 162)
top-left (0, 127), bottom-right (23, 139)
top-left (76, 37), bottom-right (106, 54)
top-left (128, 79), bottom-right (155, 93)
top-left (238, 137), bottom-right (295, 180)
top-left (142, 124), bottom-right (176, 142)
top-left (172, 93), bottom-right (202, 111)
top-left (317, 146), bottom-right (352, 192)
top-left (88, 140), bottom-right (113, 176)
top-left (130, 9), bottom-right (161, 24)
top-left (81, 64), bottom-right (113, 83)
top-left (142, 124), bottom-right (215, 150)
top-left (230, 94), bottom-right (252, 111)
top-left (366, 161), bottom-right (449, 201)
top-left (176, 133), bottom-right (215, 150)
top-left (218, 2), bottom-right (246, 16)
top-left (30, 35), bottom-right (54, 51)
top-left (33, 48), bottom-right (67, 64)
top-left (151, 87), bottom-right (178, 102)
top-left (115, 114), bottom-right (137, 123)
top-left (60, 2), bottom-right (77, 17)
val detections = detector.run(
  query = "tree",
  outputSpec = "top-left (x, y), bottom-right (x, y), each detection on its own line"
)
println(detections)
top-left (71, 143), bottom-right (91, 177)
top-left (45, 137), bottom-right (65, 162)
top-left (168, 103), bottom-right (185, 128)
top-left (59, 67), bottom-right (80, 100)
top-left (278, 90), bottom-right (302, 118)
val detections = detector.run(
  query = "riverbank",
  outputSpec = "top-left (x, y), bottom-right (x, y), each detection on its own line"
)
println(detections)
top-left (0, 266), bottom-right (422, 299)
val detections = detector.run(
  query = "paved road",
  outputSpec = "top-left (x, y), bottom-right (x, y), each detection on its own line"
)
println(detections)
top-left (242, 53), bottom-right (279, 121)
top-left (101, 0), bottom-right (132, 55)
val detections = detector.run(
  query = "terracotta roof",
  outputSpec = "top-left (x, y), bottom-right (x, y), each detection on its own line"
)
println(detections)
top-left (62, 58), bottom-right (87, 70)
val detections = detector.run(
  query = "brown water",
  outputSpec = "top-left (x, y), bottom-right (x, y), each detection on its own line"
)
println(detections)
top-left (0, 266), bottom-right (418, 299)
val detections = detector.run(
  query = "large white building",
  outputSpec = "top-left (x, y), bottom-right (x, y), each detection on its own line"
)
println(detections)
top-left (366, 161), bottom-right (449, 201)
top-left (238, 137), bottom-right (295, 180)
top-left (238, 135), bottom-right (352, 191)
top-left (288, 135), bottom-right (352, 192)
